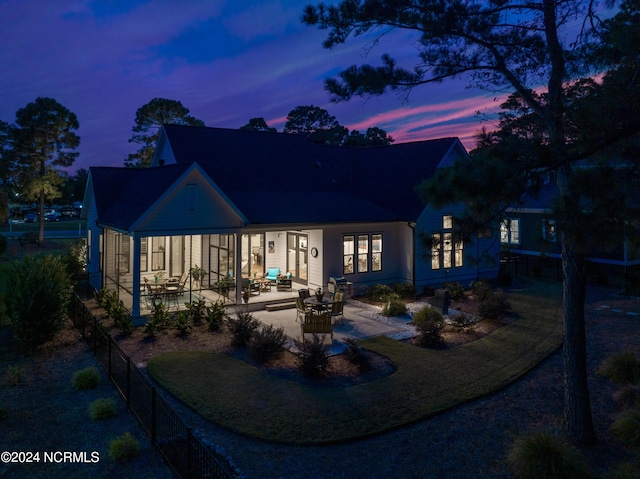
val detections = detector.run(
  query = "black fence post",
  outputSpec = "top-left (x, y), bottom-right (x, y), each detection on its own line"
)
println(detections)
top-left (151, 387), bottom-right (157, 445)
top-left (126, 357), bottom-right (131, 410)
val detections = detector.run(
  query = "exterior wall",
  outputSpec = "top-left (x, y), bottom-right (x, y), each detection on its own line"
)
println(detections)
top-left (415, 204), bottom-right (500, 291)
top-left (321, 222), bottom-right (411, 295)
top-left (84, 198), bottom-right (103, 291)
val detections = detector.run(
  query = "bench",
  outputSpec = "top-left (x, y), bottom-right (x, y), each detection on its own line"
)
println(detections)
top-left (300, 311), bottom-right (333, 342)
top-left (428, 288), bottom-right (450, 315)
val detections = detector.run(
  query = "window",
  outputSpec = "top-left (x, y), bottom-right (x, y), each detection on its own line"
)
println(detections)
top-left (343, 236), bottom-right (354, 274)
top-left (152, 237), bottom-right (165, 271)
top-left (343, 234), bottom-right (383, 274)
top-left (500, 219), bottom-right (520, 244)
top-left (117, 235), bottom-right (130, 274)
top-left (358, 235), bottom-right (369, 273)
top-left (432, 216), bottom-right (464, 270)
top-left (372, 234), bottom-right (382, 272)
top-left (542, 219), bottom-right (557, 242)
top-left (140, 238), bottom-right (148, 272)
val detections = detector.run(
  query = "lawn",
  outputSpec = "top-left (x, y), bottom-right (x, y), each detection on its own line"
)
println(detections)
top-left (148, 281), bottom-right (563, 445)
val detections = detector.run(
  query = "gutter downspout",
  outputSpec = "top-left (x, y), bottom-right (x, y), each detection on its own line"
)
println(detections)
top-left (408, 222), bottom-right (416, 287)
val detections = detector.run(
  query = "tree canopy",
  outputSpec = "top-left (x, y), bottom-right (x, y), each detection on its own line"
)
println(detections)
top-left (13, 97), bottom-right (80, 245)
top-left (240, 117), bottom-right (277, 132)
top-left (126, 98), bottom-right (204, 168)
top-left (304, 0), bottom-right (640, 444)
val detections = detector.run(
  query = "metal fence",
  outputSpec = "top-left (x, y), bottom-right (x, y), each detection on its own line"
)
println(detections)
top-left (68, 294), bottom-right (234, 479)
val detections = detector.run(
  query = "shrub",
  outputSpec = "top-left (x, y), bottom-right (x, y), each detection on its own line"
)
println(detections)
top-left (366, 284), bottom-right (393, 302)
top-left (598, 352), bottom-right (640, 385)
top-left (295, 334), bottom-right (330, 378)
top-left (250, 324), bottom-right (286, 364)
top-left (507, 432), bottom-right (591, 479)
top-left (478, 289), bottom-right (509, 319)
top-left (62, 238), bottom-right (86, 280)
top-left (412, 306), bottom-right (445, 348)
top-left (382, 299), bottom-right (407, 317)
top-left (471, 280), bottom-right (493, 301)
top-left (174, 311), bottom-right (193, 336)
top-left (110, 299), bottom-right (133, 335)
top-left (390, 282), bottom-right (417, 299)
top-left (6, 365), bottom-right (25, 385)
top-left (72, 367), bottom-right (101, 390)
top-left (344, 338), bottom-right (371, 372)
top-left (185, 299), bottom-right (208, 324)
top-left (610, 406), bottom-right (640, 447)
top-left (205, 300), bottom-right (226, 332)
top-left (613, 385), bottom-right (640, 410)
top-left (89, 398), bottom-right (117, 420)
top-left (449, 311), bottom-right (476, 333)
top-left (144, 302), bottom-right (171, 337)
top-left (442, 281), bottom-right (465, 300)
top-left (226, 312), bottom-right (260, 347)
top-left (6, 255), bottom-right (72, 348)
top-left (108, 432), bottom-right (140, 463)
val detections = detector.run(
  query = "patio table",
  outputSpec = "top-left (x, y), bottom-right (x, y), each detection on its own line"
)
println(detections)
top-left (304, 297), bottom-right (335, 312)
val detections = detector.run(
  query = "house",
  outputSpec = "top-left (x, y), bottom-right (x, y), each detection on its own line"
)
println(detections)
top-left (82, 125), bottom-right (500, 317)
top-left (500, 181), bottom-right (640, 285)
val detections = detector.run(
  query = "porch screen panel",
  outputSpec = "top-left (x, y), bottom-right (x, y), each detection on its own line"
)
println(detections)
top-left (372, 234), bottom-right (382, 272)
top-left (357, 235), bottom-right (368, 273)
top-left (140, 238), bottom-right (148, 272)
top-left (152, 237), bottom-right (165, 271)
top-left (117, 235), bottom-right (130, 274)
top-left (343, 235), bottom-right (354, 274)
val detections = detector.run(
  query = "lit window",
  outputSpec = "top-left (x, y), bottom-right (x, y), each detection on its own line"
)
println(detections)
top-left (358, 235), bottom-right (369, 273)
top-left (343, 236), bottom-right (354, 274)
top-left (542, 219), bottom-right (557, 242)
top-left (372, 234), bottom-right (382, 272)
top-left (432, 216), bottom-right (463, 270)
top-left (500, 219), bottom-right (520, 244)
top-left (152, 237), bottom-right (165, 271)
top-left (343, 234), bottom-right (383, 274)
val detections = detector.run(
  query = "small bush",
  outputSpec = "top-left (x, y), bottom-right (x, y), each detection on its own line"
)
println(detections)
top-left (226, 312), bottom-right (260, 347)
top-left (366, 284), bottom-right (393, 302)
top-left (6, 365), bottom-right (25, 385)
top-left (250, 324), bottom-right (286, 364)
top-left (205, 300), bottom-right (226, 332)
top-left (390, 282), bottom-right (417, 300)
top-left (72, 367), bottom-right (101, 390)
top-left (412, 306), bottom-right (445, 348)
top-left (382, 299), bottom-right (407, 317)
top-left (108, 432), bottom-right (140, 463)
top-left (295, 334), bottom-right (330, 378)
top-left (144, 302), bottom-right (171, 337)
top-left (471, 280), bottom-right (493, 301)
top-left (110, 300), bottom-right (133, 335)
top-left (174, 311), bottom-right (193, 336)
top-left (442, 281), bottom-right (465, 300)
top-left (598, 352), bottom-right (640, 385)
top-left (449, 312), bottom-right (476, 333)
top-left (613, 385), bottom-right (640, 410)
top-left (344, 338), bottom-right (371, 372)
top-left (478, 289), bottom-right (509, 319)
top-left (610, 406), bottom-right (640, 447)
top-left (185, 299), bottom-right (208, 324)
top-left (89, 398), bottom-right (117, 420)
top-left (507, 432), bottom-right (591, 479)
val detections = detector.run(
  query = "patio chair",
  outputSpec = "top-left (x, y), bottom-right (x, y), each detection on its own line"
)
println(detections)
top-left (298, 289), bottom-right (310, 300)
top-left (177, 271), bottom-right (189, 296)
top-left (330, 299), bottom-right (345, 325)
top-left (295, 297), bottom-right (312, 322)
top-left (300, 310), bottom-right (333, 342)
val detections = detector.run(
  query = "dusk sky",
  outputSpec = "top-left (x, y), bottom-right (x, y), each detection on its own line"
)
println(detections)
top-left (0, 0), bottom-right (506, 173)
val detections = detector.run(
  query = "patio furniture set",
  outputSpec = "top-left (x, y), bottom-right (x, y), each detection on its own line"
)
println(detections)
top-left (296, 289), bottom-right (345, 341)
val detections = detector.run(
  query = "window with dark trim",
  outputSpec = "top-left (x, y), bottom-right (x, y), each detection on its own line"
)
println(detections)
top-left (152, 237), bottom-right (165, 271)
top-left (343, 233), bottom-right (383, 274)
top-left (432, 216), bottom-right (464, 270)
top-left (500, 218), bottom-right (520, 244)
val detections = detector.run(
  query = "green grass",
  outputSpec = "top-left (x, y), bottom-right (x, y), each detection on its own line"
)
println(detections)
top-left (148, 280), bottom-right (562, 444)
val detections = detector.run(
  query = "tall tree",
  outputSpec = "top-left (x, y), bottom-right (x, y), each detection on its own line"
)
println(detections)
top-left (303, 0), bottom-right (636, 444)
top-left (240, 117), bottom-right (277, 132)
top-left (126, 98), bottom-right (204, 168)
top-left (14, 97), bottom-right (80, 245)
top-left (283, 105), bottom-right (348, 145)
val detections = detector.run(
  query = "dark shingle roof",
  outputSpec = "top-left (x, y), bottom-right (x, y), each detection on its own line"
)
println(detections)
top-left (90, 125), bottom-right (464, 229)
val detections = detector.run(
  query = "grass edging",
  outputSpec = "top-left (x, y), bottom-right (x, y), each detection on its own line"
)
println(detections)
top-left (148, 281), bottom-right (562, 445)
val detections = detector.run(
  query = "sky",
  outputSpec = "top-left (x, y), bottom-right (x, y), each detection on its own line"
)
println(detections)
top-left (0, 0), bottom-right (506, 173)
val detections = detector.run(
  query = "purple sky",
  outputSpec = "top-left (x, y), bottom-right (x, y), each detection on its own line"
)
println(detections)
top-left (0, 0), bottom-right (504, 172)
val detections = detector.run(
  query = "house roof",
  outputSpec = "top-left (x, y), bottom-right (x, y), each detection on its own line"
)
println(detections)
top-left (89, 124), bottom-right (466, 230)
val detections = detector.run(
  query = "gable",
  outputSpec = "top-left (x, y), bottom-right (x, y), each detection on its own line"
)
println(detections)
top-left (132, 167), bottom-right (246, 233)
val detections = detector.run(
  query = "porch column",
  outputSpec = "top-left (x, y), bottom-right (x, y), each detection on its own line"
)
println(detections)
top-left (132, 235), bottom-right (141, 318)
top-left (235, 233), bottom-right (242, 304)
